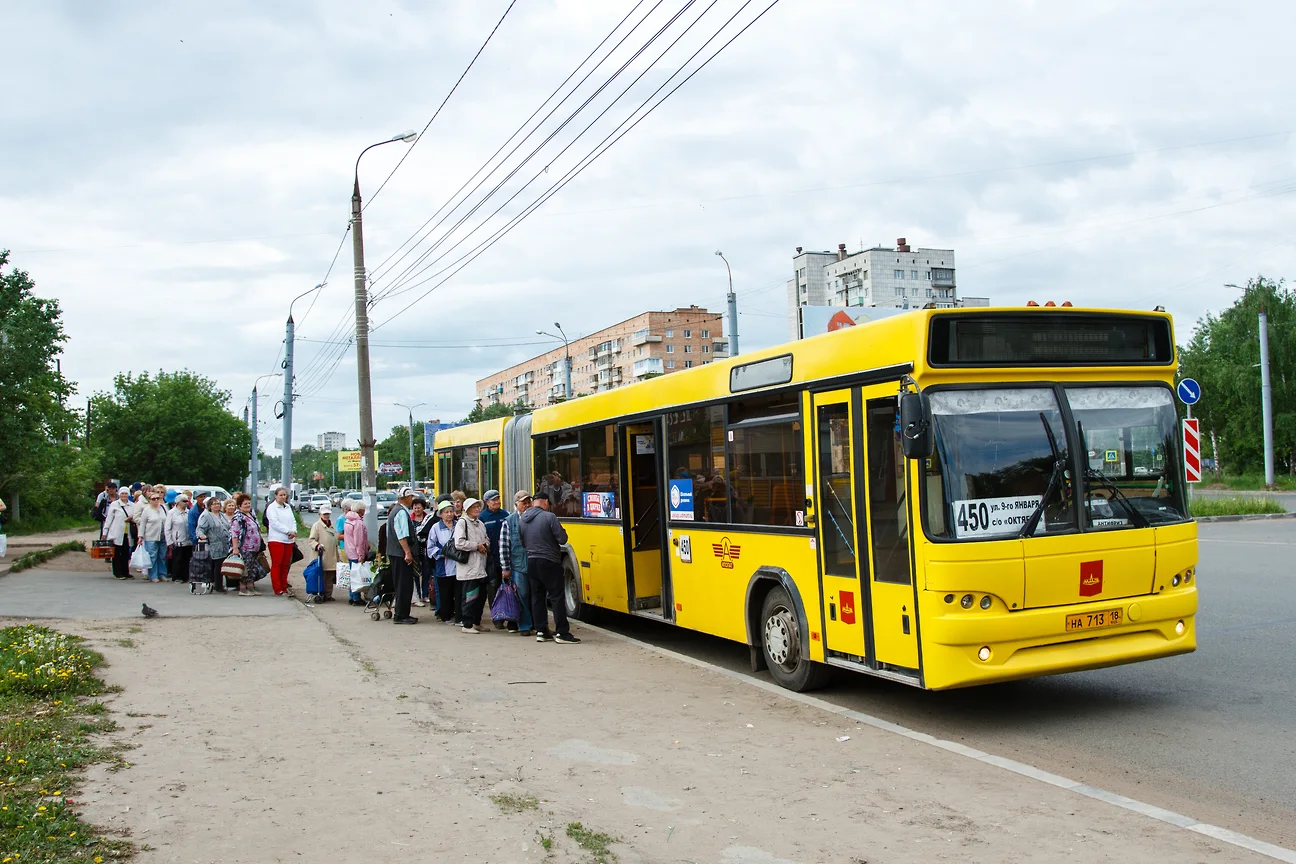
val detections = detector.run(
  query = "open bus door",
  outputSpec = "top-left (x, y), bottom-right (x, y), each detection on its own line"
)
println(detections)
top-left (619, 420), bottom-right (672, 620)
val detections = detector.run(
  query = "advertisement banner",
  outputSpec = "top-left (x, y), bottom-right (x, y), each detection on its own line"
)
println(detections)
top-left (338, 450), bottom-right (362, 472)
top-left (798, 305), bottom-right (913, 339)
top-left (378, 462), bottom-right (403, 475)
top-left (668, 479), bottom-right (694, 521)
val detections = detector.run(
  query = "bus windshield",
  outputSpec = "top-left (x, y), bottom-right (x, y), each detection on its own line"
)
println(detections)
top-left (1067, 385), bottom-right (1187, 529)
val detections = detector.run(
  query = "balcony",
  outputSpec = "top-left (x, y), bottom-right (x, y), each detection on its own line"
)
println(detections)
top-left (633, 358), bottom-right (664, 377)
top-left (932, 269), bottom-right (955, 285)
top-left (632, 329), bottom-right (663, 346)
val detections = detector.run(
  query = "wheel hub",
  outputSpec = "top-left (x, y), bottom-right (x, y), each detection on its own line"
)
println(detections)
top-left (764, 608), bottom-right (798, 668)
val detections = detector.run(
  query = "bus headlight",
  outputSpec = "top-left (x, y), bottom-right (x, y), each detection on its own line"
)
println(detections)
top-left (1172, 574), bottom-right (1181, 587)
top-left (1175, 620), bottom-right (1185, 635)
top-left (978, 646), bottom-right (991, 661)
top-left (979, 596), bottom-right (992, 610)
top-left (961, 594), bottom-right (974, 609)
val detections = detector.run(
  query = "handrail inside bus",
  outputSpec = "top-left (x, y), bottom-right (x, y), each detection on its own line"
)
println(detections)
top-left (632, 498), bottom-right (659, 549)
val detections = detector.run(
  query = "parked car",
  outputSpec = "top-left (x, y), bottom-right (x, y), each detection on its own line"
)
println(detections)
top-left (375, 491), bottom-right (397, 519)
top-left (309, 493), bottom-right (330, 512)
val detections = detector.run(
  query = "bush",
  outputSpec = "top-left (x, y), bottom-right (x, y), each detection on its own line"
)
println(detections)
top-left (0, 625), bottom-right (103, 697)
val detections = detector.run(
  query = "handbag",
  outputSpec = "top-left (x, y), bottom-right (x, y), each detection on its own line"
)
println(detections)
top-left (221, 554), bottom-right (247, 582)
top-left (490, 579), bottom-right (522, 623)
top-left (443, 522), bottom-right (472, 564)
top-left (129, 543), bottom-right (151, 573)
top-left (189, 540), bottom-right (212, 582)
top-left (291, 543), bottom-right (304, 564)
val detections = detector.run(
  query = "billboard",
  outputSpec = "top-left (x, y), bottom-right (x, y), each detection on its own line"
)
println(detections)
top-left (797, 304), bottom-right (915, 339)
top-left (423, 421), bottom-right (458, 455)
top-left (338, 450), bottom-right (362, 472)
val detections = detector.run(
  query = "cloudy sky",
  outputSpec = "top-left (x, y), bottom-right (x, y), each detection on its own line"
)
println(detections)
top-left (5, 0), bottom-right (1294, 454)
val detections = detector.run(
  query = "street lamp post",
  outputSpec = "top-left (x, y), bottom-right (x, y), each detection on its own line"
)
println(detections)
top-left (715, 250), bottom-right (739, 356)
top-left (282, 283), bottom-right (325, 494)
top-left (394, 402), bottom-right (426, 488)
top-left (250, 373), bottom-right (280, 498)
top-left (351, 129), bottom-right (417, 538)
top-left (536, 323), bottom-right (572, 401)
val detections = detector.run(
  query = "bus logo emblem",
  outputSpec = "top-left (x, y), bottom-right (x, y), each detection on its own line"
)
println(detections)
top-left (840, 590), bottom-right (857, 624)
top-left (1080, 560), bottom-right (1103, 597)
top-left (712, 538), bottom-right (741, 569)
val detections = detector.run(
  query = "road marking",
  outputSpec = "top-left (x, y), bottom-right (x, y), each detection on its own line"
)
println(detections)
top-left (586, 622), bottom-right (1296, 863)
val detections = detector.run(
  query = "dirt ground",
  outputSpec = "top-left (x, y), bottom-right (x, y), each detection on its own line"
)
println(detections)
top-left (5, 561), bottom-right (1272, 864)
top-left (0, 528), bottom-right (102, 569)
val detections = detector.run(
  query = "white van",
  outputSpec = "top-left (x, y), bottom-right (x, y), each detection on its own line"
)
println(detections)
top-left (165, 485), bottom-right (232, 503)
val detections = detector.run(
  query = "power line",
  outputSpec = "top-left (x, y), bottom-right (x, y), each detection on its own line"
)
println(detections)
top-left (363, 0), bottom-right (521, 212)
top-left (298, 225), bottom-right (350, 329)
top-left (370, 0), bottom-right (784, 327)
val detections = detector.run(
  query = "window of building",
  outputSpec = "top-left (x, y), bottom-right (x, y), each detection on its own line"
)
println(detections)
top-left (684, 360), bottom-right (693, 368)
top-left (667, 359), bottom-right (675, 369)
top-left (894, 286), bottom-right (904, 297)
top-left (683, 329), bottom-right (692, 338)
top-left (666, 344), bottom-right (675, 353)
top-left (666, 406), bottom-right (726, 522)
top-left (911, 270), bottom-right (920, 280)
top-left (701, 329), bottom-right (710, 338)
top-left (894, 269), bottom-right (905, 279)
top-left (702, 344), bottom-right (710, 354)
top-left (925, 270), bottom-right (932, 280)
top-left (665, 329), bottom-right (674, 337)
top-left (727, 394), bottom-right (804, 528)
top-left (683, 345), bottom-right (693, 354)
top-left (578, 425), bottom-right (617, 518)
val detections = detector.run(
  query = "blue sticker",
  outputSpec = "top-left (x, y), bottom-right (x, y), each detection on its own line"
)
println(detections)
top-left (668, 479), bottom-right (695, 522)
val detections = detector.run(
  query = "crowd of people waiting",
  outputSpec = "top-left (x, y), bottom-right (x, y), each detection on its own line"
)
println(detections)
top-left (92, 479), bottom-right (581, 643)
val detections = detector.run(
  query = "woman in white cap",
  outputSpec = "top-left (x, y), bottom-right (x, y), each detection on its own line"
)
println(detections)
top-left (165, 494), bottom-right (193, 582)
top-left (452, 497), bottom-right (490, 633)
top-left (308, 504), bottom-right (342, 601)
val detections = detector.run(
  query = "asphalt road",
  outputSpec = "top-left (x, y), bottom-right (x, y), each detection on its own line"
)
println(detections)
top-left (592, 519), bottom-right (1296, 850)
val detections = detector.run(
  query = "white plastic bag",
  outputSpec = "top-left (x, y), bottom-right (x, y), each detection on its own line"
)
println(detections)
top-left (349, 561), bottom-right (373, 590)
top-left (336, 562), bottom-right (350, 591)
top-left (129, 543), bottom-right (151, 574)
top-left (0, 534), bottom-right (7, 558)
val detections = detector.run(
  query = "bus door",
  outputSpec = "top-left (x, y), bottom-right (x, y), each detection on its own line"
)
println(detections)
top-left (620, 421), bottom-right (670, 618)
top-left (861, 386), bottom-right (920, 672)
top-left (811, 390), bottom-right (871, 662)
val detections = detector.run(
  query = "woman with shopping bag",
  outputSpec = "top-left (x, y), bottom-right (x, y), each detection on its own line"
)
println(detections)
top-left (195, 496), bottom-right (231, 591)
top-left (227, 493), bottom-right (267, 596)
top-left (104, 488), bottom-right (134, 579)
top-left (342, 500), bottom-right (370, 605)
top-left (308, 504), bottom-right (342, 602)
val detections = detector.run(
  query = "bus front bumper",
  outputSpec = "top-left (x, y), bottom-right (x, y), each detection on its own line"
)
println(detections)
top-left (920, 588), bottom-right (1197, 689)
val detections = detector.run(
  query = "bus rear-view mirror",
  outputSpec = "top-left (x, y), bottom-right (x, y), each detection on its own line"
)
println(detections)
top-left (899, 391), bottom-right (932, 460)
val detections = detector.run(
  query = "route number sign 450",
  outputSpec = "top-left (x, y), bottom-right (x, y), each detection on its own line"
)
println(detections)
top-left (952, 495), bottom-right (1044, 539)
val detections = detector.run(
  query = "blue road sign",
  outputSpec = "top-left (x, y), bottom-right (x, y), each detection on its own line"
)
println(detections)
top-left (1177, 378), bottom-right (1201, 406)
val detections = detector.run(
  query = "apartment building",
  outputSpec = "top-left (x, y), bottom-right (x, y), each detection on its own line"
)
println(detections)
top-left (477, 306), bottom-right (728, 409)
top-left (316, 431), bottom-right (346, 450)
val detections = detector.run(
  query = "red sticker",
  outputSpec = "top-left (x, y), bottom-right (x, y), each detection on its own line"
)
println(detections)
top-left (1080, 560), bottom-right (1103, 597)
top-left (839, 590), bottom-right (857, 625)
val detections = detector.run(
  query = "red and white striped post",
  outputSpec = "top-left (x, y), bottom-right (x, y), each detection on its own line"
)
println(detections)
top-left (1183, 418), bottom-right (1202, 484)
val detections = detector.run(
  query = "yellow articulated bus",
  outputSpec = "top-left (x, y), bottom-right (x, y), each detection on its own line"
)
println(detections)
top-left (435, 306), bottom-right (1197, 691)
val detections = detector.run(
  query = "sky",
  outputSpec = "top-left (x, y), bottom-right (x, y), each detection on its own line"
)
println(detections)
top-left (4, 0), bottom-right (1295, 456)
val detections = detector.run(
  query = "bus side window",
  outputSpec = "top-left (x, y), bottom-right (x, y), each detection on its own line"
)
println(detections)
top-left (924, 457), bottom-right (947, 537)
top-left (866, 399), bottom-right (912, 584)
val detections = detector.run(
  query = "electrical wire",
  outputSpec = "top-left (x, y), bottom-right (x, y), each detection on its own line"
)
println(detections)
top-left (297, 225), bottom-right (350, 330)
top-left (370, 0), bottom-right (783, 327)
top-left (363, 0), bottom-right (521, 212)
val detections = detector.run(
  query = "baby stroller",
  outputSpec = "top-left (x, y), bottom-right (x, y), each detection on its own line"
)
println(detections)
top-left (365, 555), bottom-right (394, 621)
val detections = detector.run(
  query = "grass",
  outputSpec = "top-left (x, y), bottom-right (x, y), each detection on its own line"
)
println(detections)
top-left (6, 541), bottom-right (87, 574)
top-left (3, 516), bottom-right (99, 538)
top-left (0, 624), bottom-right (134, 863)
top-left (1192, 496), bottom-right (1287, 517)
top-left (1205, 472), bottom-right (1296, 491)
top-left (490, 792), bottom-right (539, 814)
top-left (113, 639), bottom-right (136, 650)
top-left (566, 822), bottom-right (619, 864)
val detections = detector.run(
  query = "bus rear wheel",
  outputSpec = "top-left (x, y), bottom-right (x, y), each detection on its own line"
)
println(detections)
top-left (563, 559), bottom-right (595, 623)
top-left (760, 586), bottom-right (830, 692)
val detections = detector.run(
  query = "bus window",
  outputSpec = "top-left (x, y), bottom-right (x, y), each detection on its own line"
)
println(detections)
top-left (865, 399), bottom-right (911, 583)
top-left (537, 432), bottom-right (581, 517)
top-left (666, 407), bottom-right (727, 522)
top-left (817, 403), bottom-right (856, 576)
top-left (726, 395), bottom-right (803, 528)
top-left (480, 445), bottom-right (499, 496)
top-left (927, 388), bottom-right (1075, 541)
top-left (579, 426), bottom-right (618, 518)
top-left (1066, 386), bottom-right (1187, 528)
top-left (436, 452), bottom-right (452, 495)
top-left (458, 446), bottom-right (480, 499)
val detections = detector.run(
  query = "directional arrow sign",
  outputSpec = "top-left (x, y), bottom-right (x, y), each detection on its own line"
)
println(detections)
top-left (1177, 378), bottom-right (1201, 406)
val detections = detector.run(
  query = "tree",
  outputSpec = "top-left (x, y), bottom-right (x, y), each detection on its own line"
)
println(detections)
top-left (1179, 275), bottom-right (1296, 476)
top-left (462, 399), bottom-right (529, 424)
top-left (0, 251), bottom-right (92, 524)
top-left (89, 371), bottom-right (252, 491)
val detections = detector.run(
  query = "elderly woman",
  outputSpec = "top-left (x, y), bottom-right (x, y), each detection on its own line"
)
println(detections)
top-left (196, 496), bottom-right (231, 591)
top-left (228, 492), bottom-right (267, 596)
top-left (308, 504), bottom-right (342, 601)
top-left (409, 497), bottom-right (432, 608)
top-left (104, 487), bottom-right (135, 579)
top-left (428, 500), bottom-right (459, 623)
top-left (136, 487), bottom-right (168, 582)
top-left (453, 497), bottom-right (490, 633)
top-left (165, 494), bottom-right (193, 583)
top-left (342, 500), bottom-right (369, 605)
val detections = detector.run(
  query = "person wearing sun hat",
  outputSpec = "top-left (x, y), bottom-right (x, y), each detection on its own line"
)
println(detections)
top-left (386, 486), bottom-right (418, 624)
top-left (497, 489), bottom-right (534, 634)
top-left (452, 496), bottom-right (490, 633)
top-left (427, 499), bottom-right (460, 623)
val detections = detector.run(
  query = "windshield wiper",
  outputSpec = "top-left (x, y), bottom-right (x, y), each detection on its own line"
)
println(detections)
top-left (1021, 412), bottom-right (1066, 538)
top-left (1076, 421), bottom-right (1150, 529)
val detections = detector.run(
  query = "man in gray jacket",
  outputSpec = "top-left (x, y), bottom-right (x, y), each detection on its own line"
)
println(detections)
top-left (516, 488), bottom-right (580, 644)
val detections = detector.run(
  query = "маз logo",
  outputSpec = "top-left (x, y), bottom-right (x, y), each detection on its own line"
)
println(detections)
top-left (712, 537), bottom-right (741, 569)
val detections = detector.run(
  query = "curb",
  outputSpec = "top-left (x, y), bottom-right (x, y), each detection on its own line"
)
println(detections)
top-left (1194, 511), bottom-right (1296, 523)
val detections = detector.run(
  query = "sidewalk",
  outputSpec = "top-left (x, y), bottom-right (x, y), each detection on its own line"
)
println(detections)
top-left (0, 564), bottom-right (1265, 863)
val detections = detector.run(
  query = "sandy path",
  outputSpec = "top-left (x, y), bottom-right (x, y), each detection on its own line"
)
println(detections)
top-left (27, 591), bottom-right (1265, 864)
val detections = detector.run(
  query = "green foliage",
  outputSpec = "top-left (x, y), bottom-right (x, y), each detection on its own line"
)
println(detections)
top-left (490, 792), bottom-right (539, 813)
top-left (6, 541), bottom-right (88, 574)
top-left (0, 625), bottom-right (101, 697)
top-left (1179, 275), bottom-right (1296, 477)
top-left (1190, 496), bottom-right (1286, 517)
top-left (0, 251), bottom-right (94, 526)
top-left (1208, 472), bottom-right (1296, 491)
top-left (463, 400), bottom-right (529, 424)
top-left (565, 822), bottom-right (619, 863)
top-left (89, 370), bottom-right (251, 491)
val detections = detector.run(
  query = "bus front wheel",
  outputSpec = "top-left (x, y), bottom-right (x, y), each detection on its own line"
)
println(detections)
top-left (563, 560), bottom-right (593, 622)
top-left (760, 586), bottom-right (830, 692)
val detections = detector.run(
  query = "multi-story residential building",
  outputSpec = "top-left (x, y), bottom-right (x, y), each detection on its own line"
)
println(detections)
top-left (317, 431), bottom-right (346, 451)
top-left (787, 239), bottom-right (983, 339)
top-left (476, 306), bottom-right (728, 409)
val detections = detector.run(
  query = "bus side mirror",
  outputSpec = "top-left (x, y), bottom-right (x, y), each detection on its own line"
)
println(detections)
top-left (899, 392), bottom-right (932, 460)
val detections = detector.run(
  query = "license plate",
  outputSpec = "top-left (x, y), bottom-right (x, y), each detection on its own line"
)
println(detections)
top-left (1065, 607), bottom-right (1123, 632)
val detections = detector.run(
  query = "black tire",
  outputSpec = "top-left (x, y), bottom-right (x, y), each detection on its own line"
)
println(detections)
top-left (759, 586), bottom-right (831, 692)
top-left (371, 612), bottom-right (380, 621)
top-left (563, 558), bottom-right (600, 623)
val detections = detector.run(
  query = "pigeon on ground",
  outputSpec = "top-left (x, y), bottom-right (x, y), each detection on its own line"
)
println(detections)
top-left (141, 603), bottom-right (159, 618)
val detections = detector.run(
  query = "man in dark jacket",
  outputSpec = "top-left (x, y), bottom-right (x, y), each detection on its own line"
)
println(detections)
top-left (516, 488), bottom-right (580, 644)
top-left (478, 490), bottom-right (509, 621)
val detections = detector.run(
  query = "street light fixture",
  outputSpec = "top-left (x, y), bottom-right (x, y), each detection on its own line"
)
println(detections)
top-left (537, 323), bottom-right (572, 402)
top-left (1227, 282), bottom-right (1275, 486)
top-left (394, 402), bottom-right (426, 487)
top-left (281, 282), bottom-right (325, 490)
top-left (351, 130), bottom-right (418, 539)
top-left (249, 373), bottom-right (280, 496)
top-left (715, 250), bottom-right (738, 356)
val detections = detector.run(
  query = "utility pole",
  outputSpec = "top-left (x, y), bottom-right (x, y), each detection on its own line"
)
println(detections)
top-left (715, 250), bottom-right (739, 356)
top-left (395, 402), bottom-right (425, 488)
top-left (250, 388), bottom-right (260, 497)
top-left (351, 130), bottom-right (416, 540)
top-left (537, 325), bottom-right (572, 401)
top-left (1260, 305), bottom-right (1276, 487)
top-left (282, 283), bottom-right (325, 496)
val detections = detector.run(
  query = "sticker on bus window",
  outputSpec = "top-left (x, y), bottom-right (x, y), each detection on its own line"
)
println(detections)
top-left (795, 511), bottom-right (804, 527)
top-left (583, 492), bottom-right (615, 519)
top-left (668, 480), bottom-right (695, 521)
top-left (952, 495), bottom-right (1044, 539)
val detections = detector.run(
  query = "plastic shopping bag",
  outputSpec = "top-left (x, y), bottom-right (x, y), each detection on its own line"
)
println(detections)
top-left (0, 533), bottom-right (7, 558)
top-left (491, 579), bottom-right (522, 624)
top-left (349, 561), bottom-right (373, 591)
top-left (129, 543), bottom-right (151, 574)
